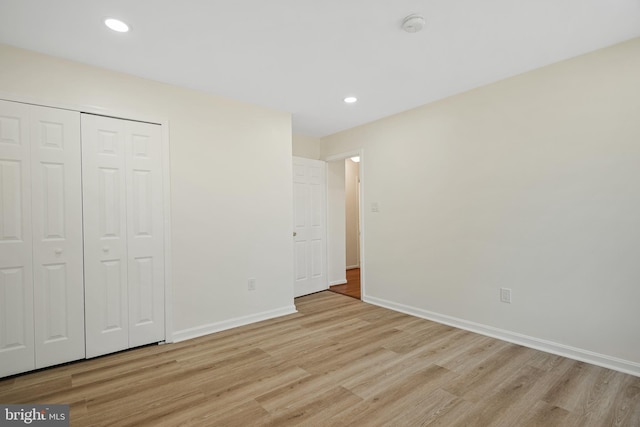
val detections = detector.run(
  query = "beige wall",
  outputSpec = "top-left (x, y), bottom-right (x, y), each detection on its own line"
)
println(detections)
top-left (292, 133), bottom-right (321, 159)
top-left (345, 159), bottom-right (360, 268)
top-left (0, 43), bottom-right (295, 338)
top-left (322, 38), bottom-right (640, 372)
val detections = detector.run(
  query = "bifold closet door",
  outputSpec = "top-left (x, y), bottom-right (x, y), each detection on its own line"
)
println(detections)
top-left (82, 114), bottom-right (164, 358)
top-left (0, 100), bottom-right (84, 377)
top-left (0, 100), bottom-right (35, 377)
top-left (30, 105), bottom-right (85, 369)
top-left (124, 120), bottom-right (165, 349)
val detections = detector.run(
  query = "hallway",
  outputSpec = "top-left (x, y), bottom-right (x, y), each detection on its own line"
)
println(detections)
top-left (329, 268), bottom-right (360, 299)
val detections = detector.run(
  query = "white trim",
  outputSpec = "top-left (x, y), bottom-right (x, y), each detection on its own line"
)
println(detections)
top-left (324, 161), bottom-right (329, 291)
top-left (0, 92), bottom-right (174, 345)
top-left (330, 279), bottom-right (348, 286)
top-left (363, 295), bottom-right (640, 378)
top-left (161, 122), bottom-right (174, 343)
top-left (358, 150), bottom-right (365, 299)
top-left (172, 305), bottom-right (298, 343)
top-left (322, 160), bottom-right (330, 293)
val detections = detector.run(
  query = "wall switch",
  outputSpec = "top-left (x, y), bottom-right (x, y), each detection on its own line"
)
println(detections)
top-left (248, 278), bottom-right (256, 291)
top-left (500, 288), bottom-right (512, 303)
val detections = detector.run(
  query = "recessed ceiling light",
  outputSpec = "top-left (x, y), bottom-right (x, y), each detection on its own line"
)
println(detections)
top-left (105, 18), bottom-right (129, 33)
top-left (350, 156), bottom-right (360, 163)
top-left (344, 96), bottom-right (358, 104)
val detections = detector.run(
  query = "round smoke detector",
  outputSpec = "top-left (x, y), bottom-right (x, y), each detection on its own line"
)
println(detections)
top-left (402, 14), bottom-right (426, 33)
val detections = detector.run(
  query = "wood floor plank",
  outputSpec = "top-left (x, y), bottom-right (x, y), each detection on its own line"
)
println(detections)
top-left (526, 350), bottom-right (567, 372)
top-left (333, 365), bottom-right (458, 426)
top-left (296, 328), bottom-right (401, 374)
top-left (434, 334), bottom-right (507, 373)
top-left (262, 386), bottom-right (362, 426)
top-left (202, 365), bottom-right (311, 411)
top-left (1, 291), bottom-right (638, 426)
top-left (543, 360), bottom-right (604, 413)
top-left (382, 323), bottom-right (467, 355)
top-left (451, 364), bottom-right (545, 426)
top-left (587, 374), bottom-right (640, 427)
top-left (442, 343), bottom-right (538, 402)
top-left (92, 389), bottom-right (207, 427)
top-left (201, 399), bottom-right (271, 427)
top-left (517, 401), bottom-right (573, 427)
top-left (340, 345), bottom-right (461, 400)
top-left (384, 388), bottom-right (463, 427)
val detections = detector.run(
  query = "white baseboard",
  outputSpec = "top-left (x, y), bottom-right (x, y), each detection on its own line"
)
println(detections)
top-left (330, 279), bottom-right (347, 286)
top-left (363, 295), bottom-right (640, 378)
top-left (346, 265), bottom-right (360, 270)
top-left (172, 305), bottom-right (297, 343)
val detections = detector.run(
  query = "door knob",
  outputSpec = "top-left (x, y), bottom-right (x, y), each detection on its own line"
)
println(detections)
top-left (54, 248), bottom-right (63, 255)
top-left (293, 232), bottom-right (297, 237)
top-left (102, 246), bottom-right (110, 252)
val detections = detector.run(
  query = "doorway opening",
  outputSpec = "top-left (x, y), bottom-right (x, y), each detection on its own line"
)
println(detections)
top-left (326, 152), bottom-right (363, 300)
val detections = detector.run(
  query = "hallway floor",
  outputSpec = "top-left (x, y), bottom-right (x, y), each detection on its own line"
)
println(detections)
top-left (329, 268), bottom-right (360, 299)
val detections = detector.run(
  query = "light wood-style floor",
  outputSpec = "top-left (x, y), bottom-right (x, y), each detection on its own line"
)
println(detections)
top-left (329, 268), bottom-right (361, 299)
top-left (1, 291), bottom-right (638, 426)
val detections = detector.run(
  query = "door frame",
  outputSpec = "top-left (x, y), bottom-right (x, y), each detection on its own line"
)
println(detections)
top-left (0, 91), bottom-right (174, 344)
top-left (325, 149), bottom-right (365, 299)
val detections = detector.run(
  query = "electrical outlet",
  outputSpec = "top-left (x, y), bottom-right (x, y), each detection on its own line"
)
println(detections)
top-left (500, 288), bottom-right (512, 303)
top-left (248, 278), bottom-right (256, 291)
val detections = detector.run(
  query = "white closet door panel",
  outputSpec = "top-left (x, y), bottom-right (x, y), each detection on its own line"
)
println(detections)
top-left (125, 121), bottom-right (164, 348)
top-left (30, 105), bottom-right (85, 368)
top-left (0, 100), bottom-right (35, 377)
top-left (82, 114), bottom-right (129, 358)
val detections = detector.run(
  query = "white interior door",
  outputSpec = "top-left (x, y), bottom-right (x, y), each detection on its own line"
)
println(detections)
top-left (0, 100), bottom-right (35, 377)
top-left (82, 114), bottom-right (130, 358)
top-left (83, 114), bottom-right (164, 358)
top-left (292, 157), bottom-right (327, 297)
top-left (125, 120), bottom-right (164, 348)
top-left (31, 105), bottom-right (85, 368)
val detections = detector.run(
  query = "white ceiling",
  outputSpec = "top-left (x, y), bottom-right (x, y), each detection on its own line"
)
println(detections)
top-left (1, 1), bottom-right (639, 137)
